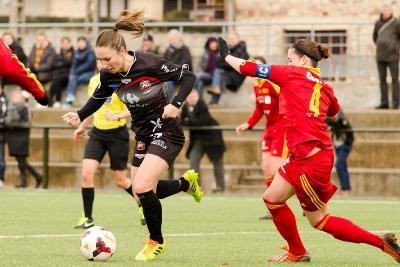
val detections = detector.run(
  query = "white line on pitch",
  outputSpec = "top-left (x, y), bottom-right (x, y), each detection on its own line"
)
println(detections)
top-left (1, 230), bottom-right (399, 240)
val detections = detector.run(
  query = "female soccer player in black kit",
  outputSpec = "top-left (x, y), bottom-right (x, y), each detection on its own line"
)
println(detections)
top-left (62, 10), bottom-right (203, 261)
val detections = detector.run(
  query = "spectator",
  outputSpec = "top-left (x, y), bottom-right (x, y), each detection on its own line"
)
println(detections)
top-left (27, 32), bottom-right (56, 86)
top-left (2, 32), bottom-right (26, 64)
top-left (194, 36), bottom-right (218, 98)
top-left (5, 90), bottom-right (43, 188)
top-left (0, 87), bottom-right (7, 187)
top-left (139, 33), bottom-right (160, 56)
top-left (327, 109), bottom-right (354, 196)
top-left (208, 31), bottom-right (249, 106)
top-left (164, 29), bottom-right (193, 98)
top-left (373, 4), bottom-right (400, 109)
top-left (0, 37), bottom-right (49, 106)
top-left (64, 36), bottom-right (96, 108)
top-left (48, 37), bottom-right (74, 107)
top-left (181, 90), bottom-right (226, 192)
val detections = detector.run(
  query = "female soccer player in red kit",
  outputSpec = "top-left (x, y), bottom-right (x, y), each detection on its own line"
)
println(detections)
top-left (219, 37), bottom-right (400, 263)
top-left (236, 56), bottom-right (286, 220)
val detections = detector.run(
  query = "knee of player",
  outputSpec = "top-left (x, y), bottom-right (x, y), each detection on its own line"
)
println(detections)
top-left (81, 171), bottom-right (95, 184)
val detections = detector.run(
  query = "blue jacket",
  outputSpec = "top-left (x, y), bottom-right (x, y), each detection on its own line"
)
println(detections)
top-left (70, 43), bottom-right (96, 75)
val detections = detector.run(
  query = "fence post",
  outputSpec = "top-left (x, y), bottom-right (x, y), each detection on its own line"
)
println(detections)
top-left (42, 127), bottom-right (49, 188)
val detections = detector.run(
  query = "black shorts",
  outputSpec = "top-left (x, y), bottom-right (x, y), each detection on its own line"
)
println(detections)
top-left (84, 126), bottom-right (129, 170)
top-left (132, 132), bottom-right (185, 168)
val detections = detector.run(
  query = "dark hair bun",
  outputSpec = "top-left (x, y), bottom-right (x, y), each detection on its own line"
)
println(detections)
top-left (318, 45), bottom-right (330, 59)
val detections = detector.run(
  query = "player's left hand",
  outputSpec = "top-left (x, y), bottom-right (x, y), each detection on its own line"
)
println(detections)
top-left (218, 37), bottom-right (230, 60)
top-left (62, 112), bottom-right (81, 127)
top-left (162, 104), bottom-right (179, 119)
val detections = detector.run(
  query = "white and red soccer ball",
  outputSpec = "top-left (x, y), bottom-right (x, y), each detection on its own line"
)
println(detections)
top-left (80, 226), bottom-right (116, 261)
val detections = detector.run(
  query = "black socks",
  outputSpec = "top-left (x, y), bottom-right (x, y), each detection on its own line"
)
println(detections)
top-left (156, 178), bottom-right (189, 199)
top-left (124, 185), bottom-right (134, 197)
top-left (137, 190), bottom-right (163, 244)
top-left (82, 187), bottom-right (95, 219)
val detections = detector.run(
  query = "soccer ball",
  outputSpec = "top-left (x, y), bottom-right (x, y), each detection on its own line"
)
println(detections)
top-left (79, 226), bottom-right (116, 261)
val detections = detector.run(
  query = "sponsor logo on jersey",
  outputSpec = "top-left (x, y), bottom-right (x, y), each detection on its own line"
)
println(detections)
top-left (139, 80), bottom-right (152, 90)
top-left (122, 93), bottom-right (140, 104)
top-left (135, 153), bottom-right (145, 159)
top-left (108, 83), bottom-right (119, 91)
top-left (121, 78), bottom-right (131, 84)
top-left (136, 141), bottom-right (145, 151)
top-left (161, 64), bottom-right (178, 73)
top-left (306, 71), bottom-right (322, 84)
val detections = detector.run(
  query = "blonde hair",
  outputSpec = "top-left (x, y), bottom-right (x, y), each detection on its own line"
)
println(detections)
top-left (96, 9), bottom-right (144, 50)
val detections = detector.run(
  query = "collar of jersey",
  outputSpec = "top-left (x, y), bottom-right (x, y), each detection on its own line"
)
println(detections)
top-left (118, 51), bottom-right (136, 77)
top-left (306, 66), bottom-right (320, 76)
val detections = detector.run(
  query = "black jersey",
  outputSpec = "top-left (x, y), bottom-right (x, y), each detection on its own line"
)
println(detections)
top-left (77, 51), bottom-right (196, 138)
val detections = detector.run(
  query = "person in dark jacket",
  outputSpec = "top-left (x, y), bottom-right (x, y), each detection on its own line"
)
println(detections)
top-left (208, 31), bottom-right (249, 106)
top-left (373, 5), bottom-right (400, 109)
top-left (64, 36), bottom-right (96, 107)
top-left (194, 36), bottom-right (218, 98)
top-left (2, 32), bottom-right (27, 88)
top-left (27, 32), bottom-right (56, 86)
top-left (164, 29), bottom-right (193, 99)
top-left (327, 109), bottom-right (354, 194)
top-left (48, 37), bottom-right (74, 107)
top-left (0, 87), bottom-right (7, 187)
top-left (181, 90), bottom-right (226, 192)
top-left (2, 32), bottom-right (26, 64)
top-left (5, 90), bottom-right (43, 188)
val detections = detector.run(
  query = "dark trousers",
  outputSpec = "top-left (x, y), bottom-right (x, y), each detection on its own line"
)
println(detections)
top-left (377, 61), bottom-right (399, 108)
top-left (49, 75), bottom-right (69, 105)
top-left (0, 141), bottom-right (5, 181)
top-left (189, 141), bottom-right (225, 190)
top-left (335, 144), bottom-right (352, 191)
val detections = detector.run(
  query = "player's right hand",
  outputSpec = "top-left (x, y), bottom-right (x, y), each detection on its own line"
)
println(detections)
top-left (62, 112), bottom-right (81, 127)
top-left (235, 122), bottom-right (250, 134)
top-left (73, 128), bottom-right (84, 141)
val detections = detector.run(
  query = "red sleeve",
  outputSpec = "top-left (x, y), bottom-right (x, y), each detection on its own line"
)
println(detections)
top-left (0, 38), bottom-right (46, 100)
top-left (327, 89), bottom-right (340, 117)
top-left (268, 65), bottom-right (292, 87)
top-left (247, 96), bottom-right (264, 128)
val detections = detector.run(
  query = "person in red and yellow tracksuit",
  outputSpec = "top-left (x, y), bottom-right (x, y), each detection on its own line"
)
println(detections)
top-left (219, 36), bottom-right (400, 264)
top-left (236, 56), bottom-right (286, 220)
top-left (0, 37), bottom-right (48, 106)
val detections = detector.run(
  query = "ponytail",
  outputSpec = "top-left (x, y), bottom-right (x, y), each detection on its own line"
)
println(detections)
top-left (96, 9), bottom-right (145, 50)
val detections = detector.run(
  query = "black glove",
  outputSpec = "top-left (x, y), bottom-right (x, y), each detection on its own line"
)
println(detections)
top-left (36, 94), bottom-right (49, 106)
top-left (218, 37), bottom-right (230, 60)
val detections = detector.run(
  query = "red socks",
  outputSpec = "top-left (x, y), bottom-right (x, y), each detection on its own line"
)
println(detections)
top-left (264, 199), bottom-right (307, 256)
top-left (314, 214), bottom-right (384, 249)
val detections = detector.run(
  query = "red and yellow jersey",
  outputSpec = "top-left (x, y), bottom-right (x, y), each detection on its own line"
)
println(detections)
top-left (247, 78), bottom-right (281, 131)
top-left (0, 37), bottom-right (46, 100)
top-left (240, 61), bottom-right (340, 157)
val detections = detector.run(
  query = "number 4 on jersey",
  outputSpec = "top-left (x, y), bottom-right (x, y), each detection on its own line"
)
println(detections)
top-left (309, 83), bottom-right (322, 117)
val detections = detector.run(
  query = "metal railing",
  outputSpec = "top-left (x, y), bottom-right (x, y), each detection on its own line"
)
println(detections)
top-left (0, 19), bottom-right (377, 79)
top-left (9, 124), bottom-right (399, 189)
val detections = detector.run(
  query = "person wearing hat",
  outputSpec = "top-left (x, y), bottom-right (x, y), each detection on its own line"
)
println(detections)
top-left (64, 36), bottom-right (96, 108)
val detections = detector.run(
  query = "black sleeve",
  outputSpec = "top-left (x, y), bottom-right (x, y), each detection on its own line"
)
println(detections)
top-left (77, 73), bottom-right (113, 121)
top-left (152, 57), bottom-right (196, 109)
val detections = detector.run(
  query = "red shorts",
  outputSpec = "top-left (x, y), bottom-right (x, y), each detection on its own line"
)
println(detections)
top-left (261, 123), bottom-right (286, 157)
top-left (278, 149), bottom-right (337, 212)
